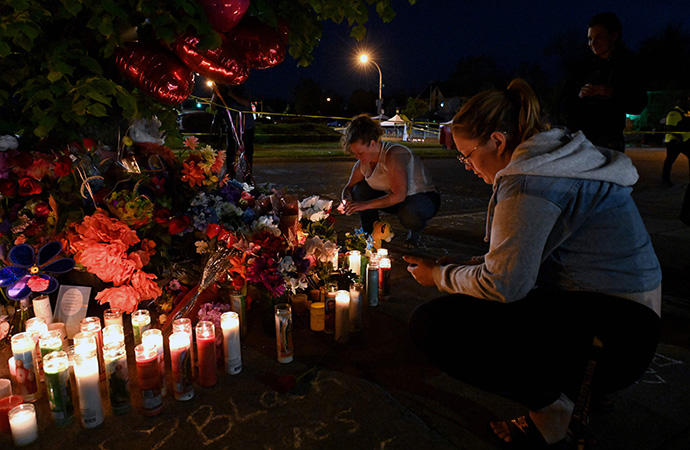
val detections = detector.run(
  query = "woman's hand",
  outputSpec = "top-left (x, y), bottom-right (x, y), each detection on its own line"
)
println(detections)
top-left (403, 255), bottom-right (437, 286)
top-left (343, 200), bottom-right (367, 215)
top-left (579, 83), bottom-right (613, 99)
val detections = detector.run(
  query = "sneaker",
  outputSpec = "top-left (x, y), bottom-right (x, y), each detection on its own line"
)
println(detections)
top-left (404, 230), bottom-right (423, 248)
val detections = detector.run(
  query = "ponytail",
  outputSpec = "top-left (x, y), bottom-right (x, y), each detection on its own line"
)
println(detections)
top-left (452, 78), bottom-right (549, 147)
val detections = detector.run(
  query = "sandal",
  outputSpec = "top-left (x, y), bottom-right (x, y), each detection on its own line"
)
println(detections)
top-left (490, 415), bottom-right (550, 448)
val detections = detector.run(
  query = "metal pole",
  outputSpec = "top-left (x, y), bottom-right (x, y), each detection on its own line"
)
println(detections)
top-left (371, 60), bottom-right (383, 117)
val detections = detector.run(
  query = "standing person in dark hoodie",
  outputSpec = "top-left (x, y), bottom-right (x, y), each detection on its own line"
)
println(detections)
top-left (405, 79), bottom-right (661, 447)
top-left (561, 12), bottom-right (647, 152)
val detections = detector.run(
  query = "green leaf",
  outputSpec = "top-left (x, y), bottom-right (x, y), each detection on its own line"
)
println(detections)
top-left (60, 0), bottom-right (83, 16)
top-left (350, 24), bottom-right (367, 41)
top-left (0, 41), bottom-right (10, 57)
top-left (86, 103), bottom-right (107, 117)
top-left (47, 71), bottom-right (63, 82)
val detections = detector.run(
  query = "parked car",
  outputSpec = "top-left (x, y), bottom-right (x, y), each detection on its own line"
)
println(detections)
top-left (177, 109), bottom-right (223, 146)
top-left (439, 120), bottom-right (456, 150)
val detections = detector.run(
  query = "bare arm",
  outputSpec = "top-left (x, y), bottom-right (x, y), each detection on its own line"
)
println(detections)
top-left (342, 161), bottom-right (364, 201)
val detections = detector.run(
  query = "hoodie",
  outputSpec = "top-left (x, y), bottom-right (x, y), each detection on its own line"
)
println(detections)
top-left (432, 128), bottom-right (661, 315)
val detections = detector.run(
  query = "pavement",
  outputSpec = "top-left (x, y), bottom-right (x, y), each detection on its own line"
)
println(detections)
top-left (1, 147), bottom-right (689, 449)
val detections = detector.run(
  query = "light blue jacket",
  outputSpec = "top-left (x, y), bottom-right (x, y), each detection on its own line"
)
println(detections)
top-left (433, 129), bottom-right (662, 315)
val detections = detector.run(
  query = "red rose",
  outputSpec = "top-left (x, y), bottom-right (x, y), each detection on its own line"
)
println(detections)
top-left (0, 179), bottom-right (16, 197)
top-left (54, 157), bottom-right (73, 177)
top-left (168, 216), bottom-right (191, 235)
top-left (17, 177), bottom-right (42, 196)
top-left (154, 208), bottom-right (172, 226)
top-left (206, 223), bottom-right (221, 239)
top-left (33, 202), bottom-right (51, 218)
top-left (82, 138), bottom-right (96, 151)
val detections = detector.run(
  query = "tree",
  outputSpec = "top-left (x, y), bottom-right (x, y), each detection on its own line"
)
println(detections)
top-left (402, 97), bottom-right (427, 119)
top-left (294, 78), bottom-right (323, 115)
top-left (347, 89), bottom-right (376, 116)
top-left (0, 0), bottom-right (416, 146)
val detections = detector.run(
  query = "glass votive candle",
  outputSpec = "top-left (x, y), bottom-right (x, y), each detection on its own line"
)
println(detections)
top-left (103, 309), bottom-right (123, 329)
top-left (334, 290), bottom-right (350, 342)
top-left (0, 394), bottom-right (23, 433)
top-left (274, 303), bottom-right (293, 364)
top-left (142, 328), bottom-right (166, 396)
top-left (131, 309), bottom-right (151, 346)
top-left (220, 312), bottom-right (242, 375)
top-left (10, 333), bottom-right (40, 402)
top-left (172, 318), bottom-right (195, 375)
top-left (8, 403), bottom-right (38, 446)
top-left (376, 248), bottom-right (388, 257)
top-left (0, 378), bottom-right (11, 398)
top-left (73, 332), bottom-right (97, 353)
top-left (309, 302), bottom-right (325, 332)
top-left (42, 350), bottom-right (73, 426)
top-left (25, 317), bottom-right (48, 341)
top-left (195, 321), bottom-right (217, 387)
top-left (169, 332), bottom-right (194, 401)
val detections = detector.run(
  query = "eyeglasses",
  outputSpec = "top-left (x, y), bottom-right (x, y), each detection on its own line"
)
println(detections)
top-left (456, 143), bottom-right (480, 165)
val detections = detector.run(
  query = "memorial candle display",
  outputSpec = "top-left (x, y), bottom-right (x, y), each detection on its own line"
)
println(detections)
top-left (25, 317), bottom-right (48, 381)
top-left (131, 309), bottom-right (151, 346)
top-left (367, 259), bottom-right (380, 307)
top-left (274, 303), bottom-right (294, 363)
top-left (335, 290), bottom-right (350, 342)
top-left (195, 321), bottom-right (217, 387)
top-left (81, 317), bottom-right (104, 379)
top-left (42, 350), bottom-right (73, 425)
top-left (220, 312), bottom-right (242, 375)
top-left (309, 302), bottom-right (325, 332)
top-left (10, 332), bottom-right (39, 402)
top-left (0, 394), bottom-right (23, 433)
top-left (349, 283), bottom-right (364, 332)
top-left (102, 325), bottom-right (131, 415)
top-left (347, 250), bottom-right (361, 280)
top-left (172, 318), bottom-right (195, 376)
top-left (135, 344), bottom-right (163, 415)
top-left (379, 256), bottom-right (392, 297)
top-left (230, 290), bottom-right (247, 338)
top-left (73, 345), bottom-right (104, 428)
top-left (169, 332), bottom-right (194, 401)
top-left (8, 403), bottom-right (38, 446)
top-left (32, 295), bottom-right (53, 324)
top-left (103, 308), bottom-right (123, 329)
top-left (142, 329), bottom-right (166, 396)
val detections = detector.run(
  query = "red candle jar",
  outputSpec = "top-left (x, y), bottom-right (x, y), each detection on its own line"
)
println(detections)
top-left (0, 395), bottom-right (24, 433)
top-left (135, 344), bottom-right (162, 416)
top-left (195, 321), bottom-right (217, 388)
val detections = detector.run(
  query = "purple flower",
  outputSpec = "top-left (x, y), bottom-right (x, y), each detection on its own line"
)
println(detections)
top-left (0, 242), bottom-right (75, 300)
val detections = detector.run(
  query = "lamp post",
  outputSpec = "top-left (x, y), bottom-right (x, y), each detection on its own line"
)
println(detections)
top-left (359, 53), bottom-right (383, 118)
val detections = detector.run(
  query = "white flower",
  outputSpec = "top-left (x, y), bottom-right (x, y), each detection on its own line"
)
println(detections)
top-left (285, 275), bottom-right (308, 294)
top-left (278, 256), bottom-right (296, 273)
top-left (0, 135), bottom-right (19, 152)
top-left (252, 215), bottom-right (281, 236)
top-left (299, 196), bottom-right (333, 222)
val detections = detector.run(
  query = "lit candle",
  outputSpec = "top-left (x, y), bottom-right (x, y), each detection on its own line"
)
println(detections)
top-left (47, 322), bottom-right (68, 350)
top-left (220, 312), bottom-right (242, 375)
top-left (8, 403), bottom-right (38, 446)
top-left (195, 321), bottom-right (217, 387)
top-left (39, 330), bottom-right (63, 361)
top-left (81, 317), bottom-right (104, 379)
top-left (135, 344), bottom-right (162, 416)
top-left (131, 309), bottom-right (151, 346)
top-left (25, 317), bottom-right (48, 382)
top-left (0, 378), bottom-right (11, 398)
top-left (103, 308), bottom-right (123, 329)
top-left (349, 283), bottom-right (363, 332)
top-left (335, 290), bottom-right (350, 342)
top-left (32, 294), bottom-right (53, 324)
top-left (324, 283), bottom-right (337, 335)
top-left (329, 248), bottom-right (339, 271)
top-left (169, 332), bottom-right (194, 401)
top-left (376, 248), bottom-right (388, 258)
top-left (290, 293), bottom-right (308, 316)
top-left (172, 318), bottom-right (195, 377)
top-left (379, 256), bottom-right (391, 297)
top-left (73, 344), bottom-right (104, 428)
top-left (274, 303), bottom-right (293, 364)
top-left (102, 325), bottom-right (130, 415)
top-left (42, 350), bottom-right (73, 426)
top-left (230, 289), bottom-right (247, 338)
top-left (347, 250), bottom-right (361, 280)
top-left (10, 332), bottom-right (39, 402)
top-left (142, 328), bottom-right (166, 396)
top-left (309, 302), bottom-right (325, 332)
top-left (366, 259), bottom-right (380, 307)
top-left (0, 395), bottom-right (23, 433)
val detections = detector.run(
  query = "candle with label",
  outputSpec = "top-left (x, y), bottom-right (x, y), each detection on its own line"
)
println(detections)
top-left (195, 321), bottom-right (217, 387)
top-left (309, 302), bottom-right (325, 331)
top-left (8, 403), bottom-right (38, 446)
top-left (376, 248), bottom-right (388, 257)
top-left (335, 290), bottom-right (350, 342)
top-left (103, 309), bottom-right (123, 329)
top-left (73, 345), bottom-right (104, 428)
top-left (42, 350), bottom-right (73, 426)
top-left (379, 256), bottom-right (391, 297)
top-left (131, 309), bottom-right (151, 346)
top-left (81, 317), bottom-right (104, 379)
top-left (230, 290), bottom-right (247, 338)
top-left (25, 317), bottom-right (48, 381)
top-left (135, 344), bottom-right (163, 416)
top-left (169, 332), bottom-right (194, 401)
top-left (329, 248), bottom-right (339, 270)
top-left (32, 295), bottom-right (53, 324)
top-left (47, 322), bottom-right (68, 350)
top-left (324, 283), bottom-right (337, 334)
top-left (348, 283), bottom-right (364, 332)
top-left (220, 312), bottom-right (242, 375)
top-left (172, 318), bottom-right (195, 376)
top-left (348, 250), bottom-right (361, 280)
top-left (274, 303), bottom-right (294, 363)
top-left (367, 259), bottom-right (380, 307)
top-left (102, 325), bottom-right (130, 415)
top-left (39, 330), bottom-right (63, 358)
top-left (142, 329), bottom-right (166, 397)
top-left (10, 333), bottom-right (39, 402)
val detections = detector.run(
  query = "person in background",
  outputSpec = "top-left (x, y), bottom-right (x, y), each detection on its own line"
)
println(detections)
top-left (560, 12), bottom-right (647, 152)
top-left (662, 96), bottom-right (690, 186)
top-left (211, 83), bottom-right (255, 181)
top-left (405, 79), bottom-right (661, 447)
top-left (340, 115), bottom-right (440, 247)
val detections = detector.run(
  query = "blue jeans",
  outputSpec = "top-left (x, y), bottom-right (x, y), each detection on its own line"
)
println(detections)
top-left (351, 180), bottom-right (440, 234)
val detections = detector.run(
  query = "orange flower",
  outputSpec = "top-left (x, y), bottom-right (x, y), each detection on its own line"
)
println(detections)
top-left (96, 285), bottom-right (141, 313)
top-left (181, 161), bottom-right (205, 187)
top-left (131, 270), bottom-right (162, 300)
top-left (183, 136), bottom-right (199, 150)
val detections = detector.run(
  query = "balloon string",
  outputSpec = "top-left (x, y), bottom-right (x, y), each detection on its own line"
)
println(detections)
top-left (212, 85), bottom-right (243, 149)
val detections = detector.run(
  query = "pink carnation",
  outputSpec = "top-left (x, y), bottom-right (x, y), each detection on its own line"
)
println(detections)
top-left (96, 285), bottom-right (141, 313)
top-left (131, 270), bottom-right (162, 301)
top-left (27, 276), bottom-right (49, 292)
top-left (75, 211), bottom-right (139, 248)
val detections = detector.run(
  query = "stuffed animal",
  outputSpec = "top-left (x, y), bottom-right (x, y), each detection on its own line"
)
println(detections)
top-left (371, 220), bottom-right (395, 249)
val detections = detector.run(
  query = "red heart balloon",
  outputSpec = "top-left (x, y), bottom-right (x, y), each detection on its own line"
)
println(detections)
top-left (173, 34), bottom-right (249, 85)
top-left (196, 0), bottom-right (249, 33)
top-left (115, 44), bottom-right (194, 105)
top-left (225, 19), bottom-right (287, 69)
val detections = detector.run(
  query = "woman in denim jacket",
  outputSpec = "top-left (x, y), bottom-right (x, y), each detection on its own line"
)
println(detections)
top-left (405, 79), bottom-right (661, 447)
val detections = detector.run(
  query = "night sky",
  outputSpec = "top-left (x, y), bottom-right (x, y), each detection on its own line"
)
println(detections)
top-left (237, 0), bottom-right (690, 102)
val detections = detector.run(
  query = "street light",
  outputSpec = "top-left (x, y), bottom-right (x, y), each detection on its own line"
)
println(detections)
top-left (358, 52), bottom-right (383, 118)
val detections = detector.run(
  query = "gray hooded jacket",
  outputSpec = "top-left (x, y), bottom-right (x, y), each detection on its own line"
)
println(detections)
top-left (432, 128), bottom-right (662, 315)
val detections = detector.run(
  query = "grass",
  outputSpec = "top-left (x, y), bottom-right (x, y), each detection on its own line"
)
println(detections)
top-left (254, 140), bottom-right (453, 159)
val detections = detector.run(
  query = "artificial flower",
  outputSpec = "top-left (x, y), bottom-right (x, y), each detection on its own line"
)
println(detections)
top-left (17, 178), bottom-right (42, 196)
top-left (0, 242), bottom-right (74, 300)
